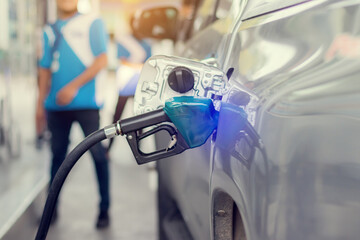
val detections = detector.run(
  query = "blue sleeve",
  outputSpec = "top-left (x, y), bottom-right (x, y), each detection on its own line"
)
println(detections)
top-left (90, 18), bottom-right (108, 56)
top-left (39, 30), bottom-right (52, 68)
top-left (116, 42), bottom-right (130, 59)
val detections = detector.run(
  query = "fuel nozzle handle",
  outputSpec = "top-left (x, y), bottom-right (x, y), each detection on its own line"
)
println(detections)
top-left (119, 108), bottom-right (170, 135)
top-left (115, 108), bottom-right (190, 165)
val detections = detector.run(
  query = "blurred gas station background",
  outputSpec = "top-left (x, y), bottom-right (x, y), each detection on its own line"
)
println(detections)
top-left (0, 0), bottom-right (185, 239)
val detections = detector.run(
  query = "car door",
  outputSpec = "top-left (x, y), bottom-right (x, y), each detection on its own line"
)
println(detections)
top-left (171, 0), bottom-right (320, 239)
top-left (212, 0), bottom-right (360, 239)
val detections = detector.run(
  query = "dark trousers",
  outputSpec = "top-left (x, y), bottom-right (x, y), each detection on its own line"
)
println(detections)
top-left (47, 109), bottom-right (110, 211)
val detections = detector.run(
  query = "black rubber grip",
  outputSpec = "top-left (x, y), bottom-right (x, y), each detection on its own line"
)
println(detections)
top-left (120, 109), bottom-right (170, 134)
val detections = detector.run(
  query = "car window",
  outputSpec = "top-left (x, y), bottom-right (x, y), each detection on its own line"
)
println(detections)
top-left (215, 0), bottom-right (233, 20)
top-left (192, 0), bottom-right (218, 33)
top-left (243, 0), bottom-right (311, 19)
top-left (191, 0), bottom-right (234, 34)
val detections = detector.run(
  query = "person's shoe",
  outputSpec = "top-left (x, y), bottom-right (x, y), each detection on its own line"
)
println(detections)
top-left (96, 210), bottom-right (110, 229)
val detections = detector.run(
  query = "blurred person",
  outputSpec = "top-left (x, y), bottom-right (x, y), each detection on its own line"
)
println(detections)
top-left (107, 32), bottom-right (118, 71)
top-left (107, 15), bottom-right (152, 152)
top-left (36, 0), bottom-right (111, 228)
top-left (175, 0), bottom-right (198, 50)
top-left (179, 0), bottom-right (196, 29)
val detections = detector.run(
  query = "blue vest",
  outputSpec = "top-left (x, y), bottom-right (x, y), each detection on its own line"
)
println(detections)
top-left (39, 13), bottom-right (108, 111)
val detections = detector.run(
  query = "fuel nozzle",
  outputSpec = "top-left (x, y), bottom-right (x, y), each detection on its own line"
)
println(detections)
top-left (109, 96), bottom-right (219, 165)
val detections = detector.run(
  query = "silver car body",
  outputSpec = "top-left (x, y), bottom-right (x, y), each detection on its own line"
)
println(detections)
top-left (156, 0), bottom-right (360, 239)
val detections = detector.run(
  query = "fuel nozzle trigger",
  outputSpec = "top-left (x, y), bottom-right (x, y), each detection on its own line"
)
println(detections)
top-left (119, 109), bottom-right (190, 165)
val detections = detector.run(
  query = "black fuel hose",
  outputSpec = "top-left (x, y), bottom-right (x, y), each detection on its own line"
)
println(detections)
top-left (35, 129), bottom-right (107, 240)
